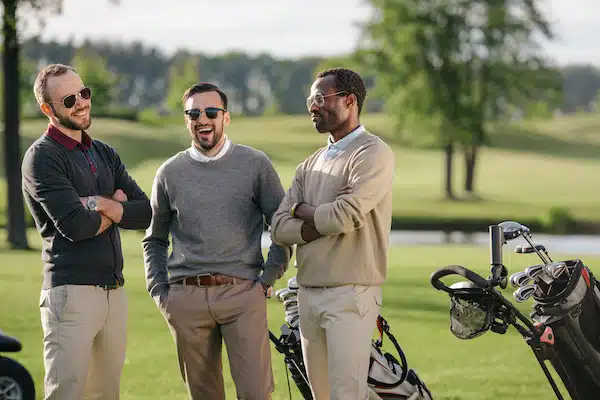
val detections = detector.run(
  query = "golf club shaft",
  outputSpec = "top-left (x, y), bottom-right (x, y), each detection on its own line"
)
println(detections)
top-left (522, 234), bottom-right (550, 265)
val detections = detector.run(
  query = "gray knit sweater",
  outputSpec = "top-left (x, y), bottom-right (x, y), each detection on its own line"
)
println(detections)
top-left (142, 143), bottom-right (291, 300)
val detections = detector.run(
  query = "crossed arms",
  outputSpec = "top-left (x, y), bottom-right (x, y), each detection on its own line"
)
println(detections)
top-left (22, 147), bottom-right (151, 242)
top-left (271, 143), bottom-right (395, 246)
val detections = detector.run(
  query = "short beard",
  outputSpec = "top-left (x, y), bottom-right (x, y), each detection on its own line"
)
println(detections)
top-left (53, 106), bottom-right (91, 131)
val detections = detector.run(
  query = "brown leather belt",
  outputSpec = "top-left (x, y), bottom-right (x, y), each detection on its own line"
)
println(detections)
top-left (178, 274), bottom-right (243, 287)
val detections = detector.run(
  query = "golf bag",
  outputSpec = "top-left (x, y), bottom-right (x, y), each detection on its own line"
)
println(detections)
top-left (431, 222), bottom-right (600, 400)
top-left (270, 277), bottom-right (433, 400)
top-left (529, 259), bottom-right (600, 398)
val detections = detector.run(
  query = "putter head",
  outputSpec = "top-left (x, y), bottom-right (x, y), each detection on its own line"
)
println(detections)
top-left (510, 271), bottom-right (531, 287)
top-left (498, 221), bottom-right (529, 242)
top-left (520, 244), bottom-right (547, 254)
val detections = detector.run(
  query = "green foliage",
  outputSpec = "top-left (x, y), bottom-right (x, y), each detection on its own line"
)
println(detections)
top-left (540, 206), bottom-right (576, 234)
top-left (71, 48), bottom-right (119, 112)
top-left (165, 56), bottom-right (200, 113)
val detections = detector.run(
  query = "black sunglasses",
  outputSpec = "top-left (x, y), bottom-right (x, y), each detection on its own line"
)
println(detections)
top-left (184, 107), bottom-right (226, 121)
top-left (49, 87), bottom-right (92, 109)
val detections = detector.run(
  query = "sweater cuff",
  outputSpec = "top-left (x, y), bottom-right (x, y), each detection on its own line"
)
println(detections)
top-left (275, 218), bottom-right (307, 246)
top-left (313, 204), bottom-right (335, 236)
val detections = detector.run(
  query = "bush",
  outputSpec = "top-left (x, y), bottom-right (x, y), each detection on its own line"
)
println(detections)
top-left (539, 206), bottom-right (576, 234)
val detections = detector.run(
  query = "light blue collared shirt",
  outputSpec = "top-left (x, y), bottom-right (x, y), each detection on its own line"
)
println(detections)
top-left (324, 125), bottom-right (365, 160)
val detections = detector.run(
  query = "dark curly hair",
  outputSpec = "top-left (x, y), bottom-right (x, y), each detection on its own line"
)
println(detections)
top-left (316, 68), bottom-right (367, 115)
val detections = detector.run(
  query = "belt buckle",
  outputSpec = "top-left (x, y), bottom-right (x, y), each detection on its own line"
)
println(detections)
top-left (195, 273), bottom-right (211, 286)
top-left (101, 282), bottom-right (121, 291)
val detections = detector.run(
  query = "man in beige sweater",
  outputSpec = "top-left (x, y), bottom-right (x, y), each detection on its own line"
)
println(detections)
top-left (271, 68), bottom-right (395, 400)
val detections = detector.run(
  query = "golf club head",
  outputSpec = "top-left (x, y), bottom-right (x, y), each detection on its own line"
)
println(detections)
top-left (545, 262), bottom-right (568, 279)
top-left (513, 284), bottom-right (538, 303)
top-left (275, 287), bottom-right (297, 303)
top-left (498, 221), bottom-right (529, 242)
top-left (525, 264), bottom-right (546, 279)
top-left (287, 276), bottom-right (299, 290)
top-left (519, 244), bottom-right (547, 254)
top-left (510, 271), bottom-right (532, 287)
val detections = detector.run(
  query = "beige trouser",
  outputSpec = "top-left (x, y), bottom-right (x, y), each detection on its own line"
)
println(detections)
top-left (160, 279), bottom-right (273, 400)
top-left (298, 284), bottom-right (382, 400)
top-left (39, 284), bottom-right (128, 400)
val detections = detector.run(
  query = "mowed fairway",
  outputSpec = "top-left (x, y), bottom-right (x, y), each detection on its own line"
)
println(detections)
top-left (2, 229), bottom-right (598, 399)
top-left (2, 112), bottom-right (600, 225)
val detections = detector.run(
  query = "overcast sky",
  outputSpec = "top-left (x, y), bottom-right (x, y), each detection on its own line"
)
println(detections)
top-left (19, 0), bottom-right (600, 66)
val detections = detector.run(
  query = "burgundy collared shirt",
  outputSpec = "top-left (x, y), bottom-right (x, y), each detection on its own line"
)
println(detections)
top-left (21, 123), bottom-right (152, 289)
top-left (45, 124), bottom-right (97, 174)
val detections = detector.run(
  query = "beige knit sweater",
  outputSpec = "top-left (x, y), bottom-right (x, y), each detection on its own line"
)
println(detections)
top-left (271, 130), bottom-right (395, 287)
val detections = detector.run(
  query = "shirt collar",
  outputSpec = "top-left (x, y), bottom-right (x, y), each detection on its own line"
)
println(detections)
top-left (189, 137), bottom-right (232, 162)
top-left (327, 125), bottom-right (365, 150)
top-left (45, 123), bottom-right (92, 151)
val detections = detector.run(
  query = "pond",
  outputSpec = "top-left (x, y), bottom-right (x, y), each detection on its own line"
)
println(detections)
top-left (261, 230), bottom-right (600, 256)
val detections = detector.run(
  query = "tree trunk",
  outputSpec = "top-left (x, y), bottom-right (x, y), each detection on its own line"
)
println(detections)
top-left (444, 142), bottom-right (455, 199)
top-left (464, 143), bottom-right (478, 194)
top-left (3, 0), bottom-right (30, 249)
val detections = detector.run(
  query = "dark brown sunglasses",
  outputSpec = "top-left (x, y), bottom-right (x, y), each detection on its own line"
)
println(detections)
top-left (49, 87), bottom-right (92, 109)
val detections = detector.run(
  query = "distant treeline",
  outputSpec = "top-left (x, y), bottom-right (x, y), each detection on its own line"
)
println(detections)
top-left (19, 37), bottom-right (600, 117)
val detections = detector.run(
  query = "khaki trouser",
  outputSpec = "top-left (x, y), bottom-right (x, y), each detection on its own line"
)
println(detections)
top-left (39, 284), bottom-right (128, 400)
top-left (298, 285), bottom-right (382, 400)
top-left (160, 279), bottom-right (273, 400)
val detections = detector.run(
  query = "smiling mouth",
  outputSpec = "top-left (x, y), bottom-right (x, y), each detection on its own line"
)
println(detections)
top-left (73, 109), bottom-right (88, 117)
top-left (196, 127), bottom-right (213, 136)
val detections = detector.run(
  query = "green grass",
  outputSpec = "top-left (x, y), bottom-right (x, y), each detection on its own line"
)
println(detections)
top-left (2, 229), bottom-right (599, 399)
top-left (3, 112), bottom-right (600, 228)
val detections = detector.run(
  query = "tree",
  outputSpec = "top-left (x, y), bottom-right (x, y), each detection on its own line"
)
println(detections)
top-left (72, 49), bottom-right (119, 113)
top-left (165, 55), bottom-right (199, 113)
top-left (360, 0), bottom-right (558, 198)
top-left (1, 0), bottom-right (118, 249)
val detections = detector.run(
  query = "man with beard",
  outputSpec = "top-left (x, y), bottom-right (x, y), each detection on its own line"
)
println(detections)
top-left (143, 82), bottom-right (292, 399)
top-left (21, 63), bottom-right (152, 400)
top-left (271, 68), bottom-right (395, 400)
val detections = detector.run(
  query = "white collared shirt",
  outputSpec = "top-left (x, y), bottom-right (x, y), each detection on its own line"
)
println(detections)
top-left (189, 137), bottom-right (232, 162)
top-left (324, 125), bottom-right (365, 160)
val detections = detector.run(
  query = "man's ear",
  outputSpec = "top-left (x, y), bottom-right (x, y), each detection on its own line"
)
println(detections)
top-left (39, 103), bottom-right (53, 118)
top-left (347, 93), bottom-right (357, 109)
top-left (223, 111), bottom-right (231, 126)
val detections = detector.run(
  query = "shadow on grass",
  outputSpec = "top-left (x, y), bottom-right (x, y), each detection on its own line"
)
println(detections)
top-left (488, 125), bottom-right (600, 160)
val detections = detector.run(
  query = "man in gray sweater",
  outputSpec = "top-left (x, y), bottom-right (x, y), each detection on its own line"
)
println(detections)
top-left (142, 83), bottom-right (291, 400)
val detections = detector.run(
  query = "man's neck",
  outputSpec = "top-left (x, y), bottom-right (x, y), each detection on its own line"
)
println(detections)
top-left (195, 136), bottom-right (226, 158)
top-left (330, 121), bottom-right (361, 143)
top-left (51, 121), bottom-right (82, 142)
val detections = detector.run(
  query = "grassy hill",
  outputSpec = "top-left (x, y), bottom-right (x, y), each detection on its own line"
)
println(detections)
top-left (2, 112), bottom-right (600, 233)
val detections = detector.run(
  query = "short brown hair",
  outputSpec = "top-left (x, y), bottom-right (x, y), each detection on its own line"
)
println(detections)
top-left (181, 83), bottom-right (228, 110)
top-left (33, 63), bottom-right (76, 105)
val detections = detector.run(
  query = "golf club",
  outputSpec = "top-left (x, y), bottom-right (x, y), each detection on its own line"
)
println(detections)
top-left (545, 262), bottom-right (569, 279)
top-left (499, 220), bottom-right (551, 265)
top-left (510, 271), bottom-right (532, 287)
top-left (514, 284), bottom-right (541, 303)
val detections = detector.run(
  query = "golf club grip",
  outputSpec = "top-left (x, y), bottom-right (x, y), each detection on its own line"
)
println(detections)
top-left (430, 265), bottom-right (489, 292)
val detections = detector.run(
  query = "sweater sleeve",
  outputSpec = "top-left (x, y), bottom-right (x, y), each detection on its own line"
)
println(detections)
top-left (107, 145), bottom-right (152, 230)
top-left (256, 155), bottom-right (293, 286)
top-left (313, 142), bottom-right (395, 236)
top-left (271, 164), bottom-right (307, 247)
top-left (21, 147), bottom-right (102, 242)
top-left (142, 168), bottom-right (172, 300)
